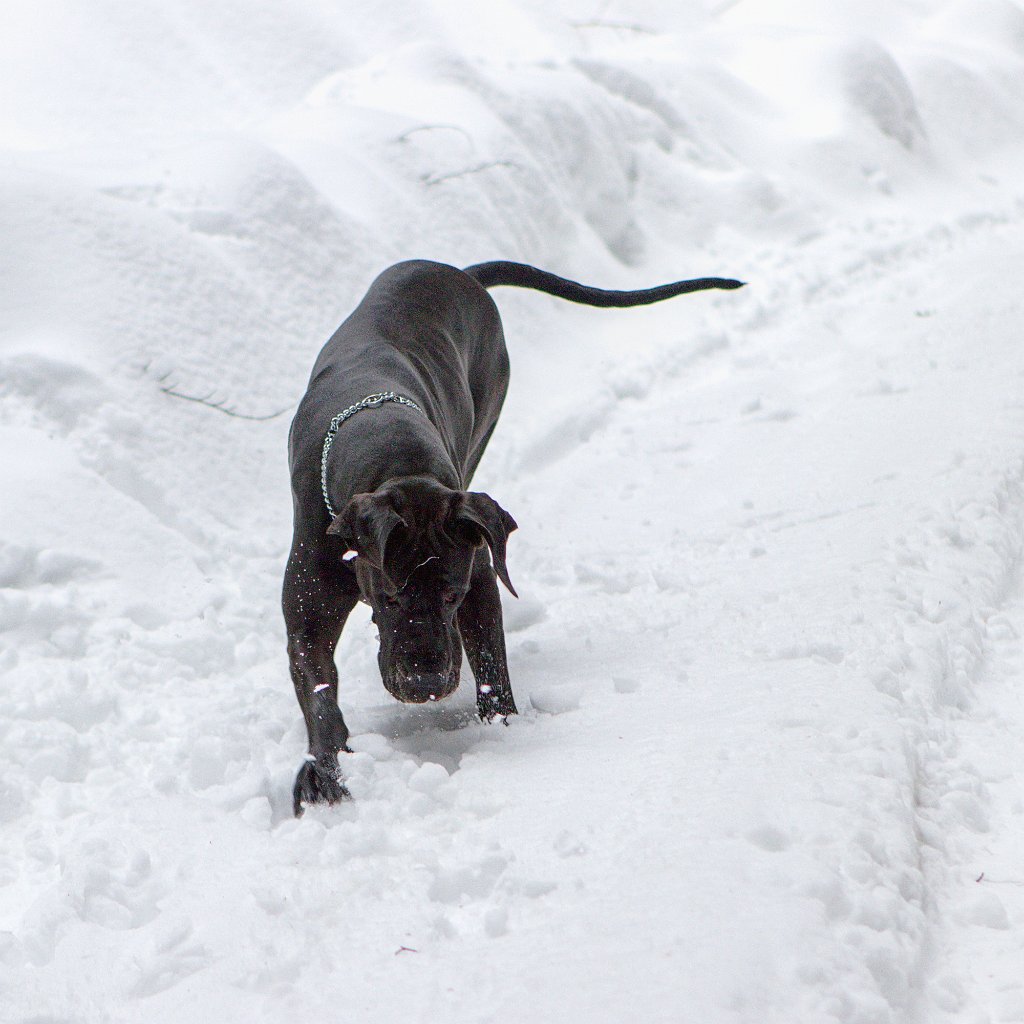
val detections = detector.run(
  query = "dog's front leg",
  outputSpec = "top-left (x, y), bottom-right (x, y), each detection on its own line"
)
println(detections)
top-left (283, 545), bottom-right (359, 815)
top-left (458, 555), bottom-right (517, 720)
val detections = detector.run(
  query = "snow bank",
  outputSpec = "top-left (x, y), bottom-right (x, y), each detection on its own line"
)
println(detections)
top-left (4, 2), bottom-right (1024, 1021)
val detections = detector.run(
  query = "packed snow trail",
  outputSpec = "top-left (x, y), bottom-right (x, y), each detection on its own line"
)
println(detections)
top-left (4, 2), bottom-right (1024, 1022)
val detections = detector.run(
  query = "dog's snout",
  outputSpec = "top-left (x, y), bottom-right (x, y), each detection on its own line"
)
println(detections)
top-left (409, 671), bottom-right (452, 702)
top-left (387, 668), bottom-right (458, 704)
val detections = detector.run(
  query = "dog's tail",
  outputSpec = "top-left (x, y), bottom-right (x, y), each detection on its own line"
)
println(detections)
top-left (463, 261), bottom-right (744, 307)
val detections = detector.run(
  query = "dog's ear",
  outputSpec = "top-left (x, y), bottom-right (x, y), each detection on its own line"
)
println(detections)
top-left (327, 493), bottom-right (406, 582)
top-left (452, 492), bottom-right (518, 597)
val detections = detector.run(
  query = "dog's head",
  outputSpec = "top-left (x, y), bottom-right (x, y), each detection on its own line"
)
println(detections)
top-left (327, 475), bottom-right (517, 704)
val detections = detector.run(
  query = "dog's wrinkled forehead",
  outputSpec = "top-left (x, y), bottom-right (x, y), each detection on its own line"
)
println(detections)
top-left (381, 524), bottom-right (466, 594)
top-left (353, 547), bottom-right (449, 599)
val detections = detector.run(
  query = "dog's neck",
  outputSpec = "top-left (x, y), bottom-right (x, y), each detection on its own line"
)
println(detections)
top-left (321, 406), bottom-right (462, 515)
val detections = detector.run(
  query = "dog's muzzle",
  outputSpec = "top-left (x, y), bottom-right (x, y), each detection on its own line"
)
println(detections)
top-left (385, 668), bottom-right (459, 705)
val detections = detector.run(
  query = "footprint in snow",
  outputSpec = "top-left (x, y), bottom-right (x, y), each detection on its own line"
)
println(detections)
top-left (746, 825), bottom-right (792, 853)
top-left (129, 920), bottom-right (210, 998)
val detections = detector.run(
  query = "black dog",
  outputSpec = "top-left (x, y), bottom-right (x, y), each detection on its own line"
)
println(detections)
top-left (284, 260), bottom-right (743, 814)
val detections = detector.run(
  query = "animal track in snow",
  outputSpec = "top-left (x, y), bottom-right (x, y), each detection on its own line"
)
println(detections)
top-left (129, 920), bottom-right (210, 998)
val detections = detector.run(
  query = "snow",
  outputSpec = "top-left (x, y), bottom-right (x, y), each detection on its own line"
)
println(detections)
top-left (3, 1), bottom-right (1024, 1021)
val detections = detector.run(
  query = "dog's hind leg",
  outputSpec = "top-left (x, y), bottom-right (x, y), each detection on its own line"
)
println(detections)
top-left (283, 543), bottom-right (359, 815)
top-left (458, 554), bottom-right (517, 721)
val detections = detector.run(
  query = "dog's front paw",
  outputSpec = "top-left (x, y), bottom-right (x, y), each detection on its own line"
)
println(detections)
top-left (477, 687), bottom-right (518, 722)
top-left (293, 756), bottom-right (350, 816)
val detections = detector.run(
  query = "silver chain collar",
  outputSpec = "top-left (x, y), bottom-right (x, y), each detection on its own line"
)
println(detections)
top-left (320, 391), bottom-right (423, 517)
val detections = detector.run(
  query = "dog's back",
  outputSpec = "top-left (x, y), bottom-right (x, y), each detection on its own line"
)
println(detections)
top-left (290, 261), bottom-right (510, 504)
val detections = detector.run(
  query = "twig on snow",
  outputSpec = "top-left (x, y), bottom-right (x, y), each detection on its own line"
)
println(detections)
top-left (976, 872), bottom-right (1024, 886)
top-left (396, 123), bottom-right (474, 147)
top-left (141, 359), bottom-right (292, 422)
top-left (158, 380), bottom-right (292, 421)
top-left (422, 160), bottom-right (520, 187)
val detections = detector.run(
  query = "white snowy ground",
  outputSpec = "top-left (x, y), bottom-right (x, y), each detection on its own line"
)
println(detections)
top-left (4, 1), bottom-right (1024, 1021)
